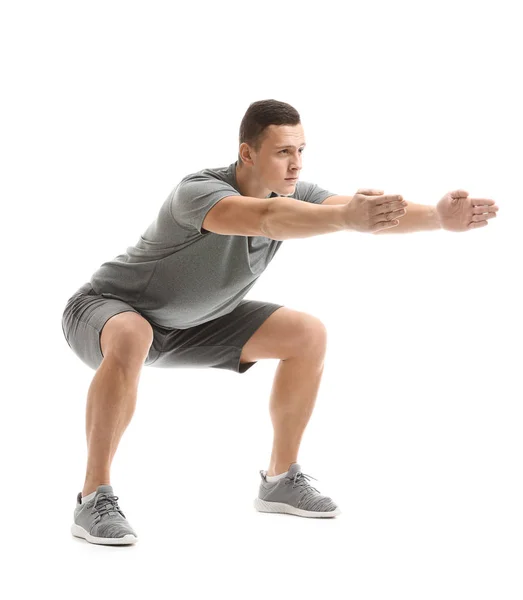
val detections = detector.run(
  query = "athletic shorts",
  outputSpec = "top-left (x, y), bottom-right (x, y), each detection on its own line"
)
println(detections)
top-left (61, 282), bottom-right (283, 373)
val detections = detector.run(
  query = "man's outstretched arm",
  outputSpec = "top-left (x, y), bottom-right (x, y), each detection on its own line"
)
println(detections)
top-left (323, 190), bottom-right (498, 233)
top-left (323, 194), bottom-right (440, 233)
top-left (373, 201), bottom-right (441, 234)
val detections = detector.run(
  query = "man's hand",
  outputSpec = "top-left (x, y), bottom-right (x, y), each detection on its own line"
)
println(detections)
top-left (342, 188), bottom-right (408, 233)
top-left (436, 189), bottom-right (499, 232)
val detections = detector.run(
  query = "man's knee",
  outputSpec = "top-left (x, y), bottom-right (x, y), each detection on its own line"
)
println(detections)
top-left (100, 311), bottom-right (154, 366)
top-left (275, 309), bottom-right (327, 358)
top-left (293, 313), bottom-right (328, 357)
top-left (240, 307), bottom-right (328, 364)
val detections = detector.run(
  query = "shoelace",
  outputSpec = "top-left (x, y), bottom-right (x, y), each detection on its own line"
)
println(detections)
top-left (93, 494), bottom-right (125, 520)
top-left (285, 471), bottom-right (321, 502)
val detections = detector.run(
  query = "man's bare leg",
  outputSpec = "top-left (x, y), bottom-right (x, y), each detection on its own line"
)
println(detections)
top-left (266, 345), bottom-right (326, 477)
top-left (82, 358), bottom-right (143, 497)
top-left (81, 312), bottom-right (153, 498)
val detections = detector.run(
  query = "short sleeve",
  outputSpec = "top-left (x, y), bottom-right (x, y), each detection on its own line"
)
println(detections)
top-left (170, 175), bottom-right (239, 235)
top-left (294, 180), bottom-right (337, 204)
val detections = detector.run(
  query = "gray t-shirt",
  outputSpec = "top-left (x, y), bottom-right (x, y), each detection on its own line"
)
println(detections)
top-left (89, 161), bottom-right (336, 329)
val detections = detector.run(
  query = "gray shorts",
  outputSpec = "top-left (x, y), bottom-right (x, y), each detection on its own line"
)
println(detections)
top-left (61, 282), bottom-right (283, 373)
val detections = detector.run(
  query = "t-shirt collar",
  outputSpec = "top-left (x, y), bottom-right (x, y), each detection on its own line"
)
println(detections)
top-left (230, 160), bottom-right (276, 199)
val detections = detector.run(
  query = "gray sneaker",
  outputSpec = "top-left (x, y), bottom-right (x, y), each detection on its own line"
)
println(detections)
top-left (71, 484), bottom-right (138, 545)
top-left (254, 463), bottom-right (341, 518)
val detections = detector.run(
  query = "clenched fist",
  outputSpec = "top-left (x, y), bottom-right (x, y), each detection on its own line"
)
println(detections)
top-left (436, 189), bottom-right (499, 232)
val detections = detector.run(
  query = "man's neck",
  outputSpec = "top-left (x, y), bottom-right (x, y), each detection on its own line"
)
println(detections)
top-left (235, 163), bottom-right (272, 198)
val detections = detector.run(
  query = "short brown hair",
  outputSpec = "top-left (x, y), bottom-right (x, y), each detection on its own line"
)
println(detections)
top-left (238, 99), bottom-right (301, 165)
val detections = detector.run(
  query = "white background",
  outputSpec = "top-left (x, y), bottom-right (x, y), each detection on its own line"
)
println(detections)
top-left (1, 0), bottom-right (522, 598)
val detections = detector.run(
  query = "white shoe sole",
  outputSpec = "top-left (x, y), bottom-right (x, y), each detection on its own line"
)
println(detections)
top-left (254, 497), bottom-right (341, 518)
top-left (71, 523), bottom-right (138, 545)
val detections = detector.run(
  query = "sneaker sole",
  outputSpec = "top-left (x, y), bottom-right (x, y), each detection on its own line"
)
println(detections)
top-left (254, 497), bottom-right (341, 518)
top-left (71, 523), bottom-right (138, 545)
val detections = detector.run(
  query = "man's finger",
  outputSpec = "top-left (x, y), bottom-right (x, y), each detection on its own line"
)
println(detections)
top-left (473, 205), bottom-right (498, 214)
top-left (471, 213), bottom-right (496, 222)
top-left (467, 221), bottom-right (488, 229)
top-left (450, 189), bottom-right (469, 198)
top-left (374, 201), bottom-right (406, 216)
top-left (470, 198), bottom-right (497, 207)
top-left (357, 188), bottom-right (384, 195)
top-left (374, 194), bottom-right (403, 206)
top-left (371, 220), bottom-right (399, 232)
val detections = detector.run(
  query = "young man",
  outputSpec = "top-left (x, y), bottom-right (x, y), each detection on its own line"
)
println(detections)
top-left (62, 99), bottom-right (499, 545)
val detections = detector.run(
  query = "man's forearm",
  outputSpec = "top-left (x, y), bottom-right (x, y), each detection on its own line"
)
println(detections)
top-left (262, 197), bottom-right (347, 240)
top-left (374, 201), bottom-right (442, 234)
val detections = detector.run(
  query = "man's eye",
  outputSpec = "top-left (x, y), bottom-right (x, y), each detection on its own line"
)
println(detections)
top-left (280, 149), bottom-right (304, 154)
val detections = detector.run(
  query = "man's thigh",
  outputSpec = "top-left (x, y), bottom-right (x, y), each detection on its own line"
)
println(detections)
top-left (240, 307), bottom-right (327, 365)
top-left (148, 299), bottom-right (284, 374)
top-left (61, 282), bottom-right (161, 371)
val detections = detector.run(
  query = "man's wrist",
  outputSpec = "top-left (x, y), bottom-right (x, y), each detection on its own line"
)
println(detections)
top-left (429, 205), bottom-right (443, 230)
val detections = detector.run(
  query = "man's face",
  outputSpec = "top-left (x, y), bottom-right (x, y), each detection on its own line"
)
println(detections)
top-left (253, 124), bottom-right (306, 195)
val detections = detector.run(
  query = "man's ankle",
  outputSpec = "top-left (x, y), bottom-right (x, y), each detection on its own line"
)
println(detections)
top-left (82, 481), bottom-right (110, 497)
top-left (267, 463), bottom-right (294, 477)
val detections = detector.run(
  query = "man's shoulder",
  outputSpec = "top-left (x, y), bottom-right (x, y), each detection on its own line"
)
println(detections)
top-left (170, 162), bottom-right (239, 204)
top-left (179, 163), bottom-right (232, 185)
